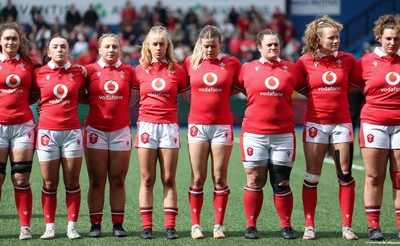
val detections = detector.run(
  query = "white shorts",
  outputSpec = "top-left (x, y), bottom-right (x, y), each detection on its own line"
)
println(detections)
top-left (360, 122), bottom-right (400, 149)
top-left (303, 121), bottom-right (354, 144)
top-left (84, 125), bottom-right (132, 151)
top-left (241, 132), bottom-right (295, 168)
top-left (0, 119), bottom-right (35, 149)
top-left (36, 129), bottom-right (83, 161)
top-left (187, 124), bottom-right (233, 145)
top-left (135, 121), bottom-right (180, 149)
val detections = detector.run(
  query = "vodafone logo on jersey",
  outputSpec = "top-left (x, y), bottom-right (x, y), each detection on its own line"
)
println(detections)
top-left (322, 71), bottom-right (337, 85)
top-left (264, 76), bottom-right (280, 90)
top-left (6, 74), bottom-right (21, 88)
top-left (203, 72), bottom-right (218, 86)
top-left (104, 80), bottom-right (119, 94)
top-left (385, 72), bottom-right (400, 86)
top-left (151, 78), bottom-right (166, 91)
top-left (53, 84), bottom-right (68, 98)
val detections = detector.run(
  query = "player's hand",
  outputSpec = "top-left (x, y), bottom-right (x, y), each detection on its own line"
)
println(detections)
top-left (75, 65), bottom-right (88, 78)
top-left (36, 105), bottom-right (43, 116)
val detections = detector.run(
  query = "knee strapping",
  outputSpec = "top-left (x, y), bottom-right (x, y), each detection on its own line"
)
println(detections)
top-left (269, 164), bottom-right (292, 193)
top-left (0, 162), bottom-right (6, 175)
top-left (304, 172), bottom-right (320, 183)
top-left (334, 148), bottom-right (353, 182)
top-left (391, 172), bottom-right (400, 190)
top-left (11, 161), bottom-right (32, 175)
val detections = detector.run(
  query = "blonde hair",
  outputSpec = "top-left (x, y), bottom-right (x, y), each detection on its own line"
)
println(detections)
top-left (190, 25), bottom-right (223, 70)
top-left (98, 33), bottom-right (121, 48)
top-left (302, 15), bottom-right (343, 60)
top-left (373, 14), bottom-right (400, 42)
top-left (139, 25), bottom-right (177, 74)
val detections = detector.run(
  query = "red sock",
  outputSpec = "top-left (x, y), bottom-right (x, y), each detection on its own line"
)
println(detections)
top-left (66, 187), bottom-right (81, 222)
top-left (302, 180), bottom-right (318, 227)
top-left (189, 187), bottom-right (203, 226)
top-left (111, 210), bottom-right (125, 224)
top-left (14, 186), bottom-right (32, 226)
top-left (396, 208), bottom-right (400, 230)
top-left (339, 178), bottom-right (355, 227)
top-left (244, 186), bottom-right (263, 228)
top-left (274, 188), bottom-right (293, 228)
top-left (213, 186), bottom-right (230, 226)
top-left (42, 188), bottom-right (57, 224)
top-left (365, 205), bottom-right (381, 228)
top-left (89, 211), bottom-right (103, 225)
top-left (140, 207), bottom-right (153, 229)
top-left (165, 207), bottom-right (178, 229)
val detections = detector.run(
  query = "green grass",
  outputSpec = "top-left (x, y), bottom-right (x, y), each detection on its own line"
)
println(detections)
top-left (0, 130), bottom-right (397, 245)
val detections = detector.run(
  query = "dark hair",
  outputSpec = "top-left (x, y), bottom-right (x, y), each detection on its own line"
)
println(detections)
top-left (256, 29), bottom-right (280, 47)
top-left (0, 22), bottom-right (32, 64)
top-left (42, 36), bottom-right (69, 65)
top-left (373, 14), bottom-right (400, 41)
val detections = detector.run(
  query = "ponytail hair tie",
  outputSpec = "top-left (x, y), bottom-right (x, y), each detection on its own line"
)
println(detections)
top-left (205, 24), bottom-right (216, 28)
top-left (385, 17), bottom-right (395, 24)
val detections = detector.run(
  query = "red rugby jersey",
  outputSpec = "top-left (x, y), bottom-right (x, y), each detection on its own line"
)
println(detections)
top-left (234, 58), bottom-right (305, 134)
top-left (0, 54), bottom-right (34, 125)
top-left (85, 59), bottom-right (134, 131)
top-left (32, 61), bottom-right (86, 130)
top-left (349, 47), bottom-right (400, 125)
top-left (183, 54), bottom-right (241, 125)
top-left (133, 61), bottom-right (189, 123)
top-left (296, 51), bottom-right (356, 124)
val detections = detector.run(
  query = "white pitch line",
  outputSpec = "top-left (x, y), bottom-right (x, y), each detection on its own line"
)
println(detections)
top-left (324, 157), bottom-right (365, 171)
top-left (366, 242), bottom-right (400, 245)
top-left (232, 138), bottom-right (365, 171)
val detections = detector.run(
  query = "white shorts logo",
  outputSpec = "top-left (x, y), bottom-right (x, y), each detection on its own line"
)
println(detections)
top-left (53, 84), bottom-right (68, 98)
top-left (6, 74), bottom-right (21, 88)
top-left (203, 72), bottom-right (218, 86)
top-left (385, 72), bottom-right (400, 86)
top-left (264, 76), bottom-right (279, 90)
top-left (151, 78), bottom-right (166, 91)
top-left (322, 71), bottom-right (337, 85)
top-left (104, 80), bottom-right (119, 94)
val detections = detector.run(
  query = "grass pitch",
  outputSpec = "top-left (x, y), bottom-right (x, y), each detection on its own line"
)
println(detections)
top-left (0, 130), bottom-right (397, 245)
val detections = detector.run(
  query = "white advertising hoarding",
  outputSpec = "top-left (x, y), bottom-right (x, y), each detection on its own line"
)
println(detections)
top-left (3, 0), bottom-right (285, 25)
top-left (290, 0), bottom-right (340, 15)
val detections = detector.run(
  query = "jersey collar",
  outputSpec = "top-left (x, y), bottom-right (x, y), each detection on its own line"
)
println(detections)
top-left (202, 53), bottom-right (224, 61)
top-left (317, 50), bottom-right (338, 58)
top-left (151, 58), bottom-right (168, 64)
top-left (98, 59), bottom-right (122, 68)
top-left (374, 47), bottom-right (393, 58)
top-left (259, 57), bottom-right (281, 64)
top-left (48, 60), bottom-right (71, 70)
top-left (0, 53), bottom-right (20, 62)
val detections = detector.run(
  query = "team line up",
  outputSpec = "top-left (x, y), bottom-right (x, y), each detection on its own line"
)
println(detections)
top-left (0, 13), bottom-right (400, 242)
